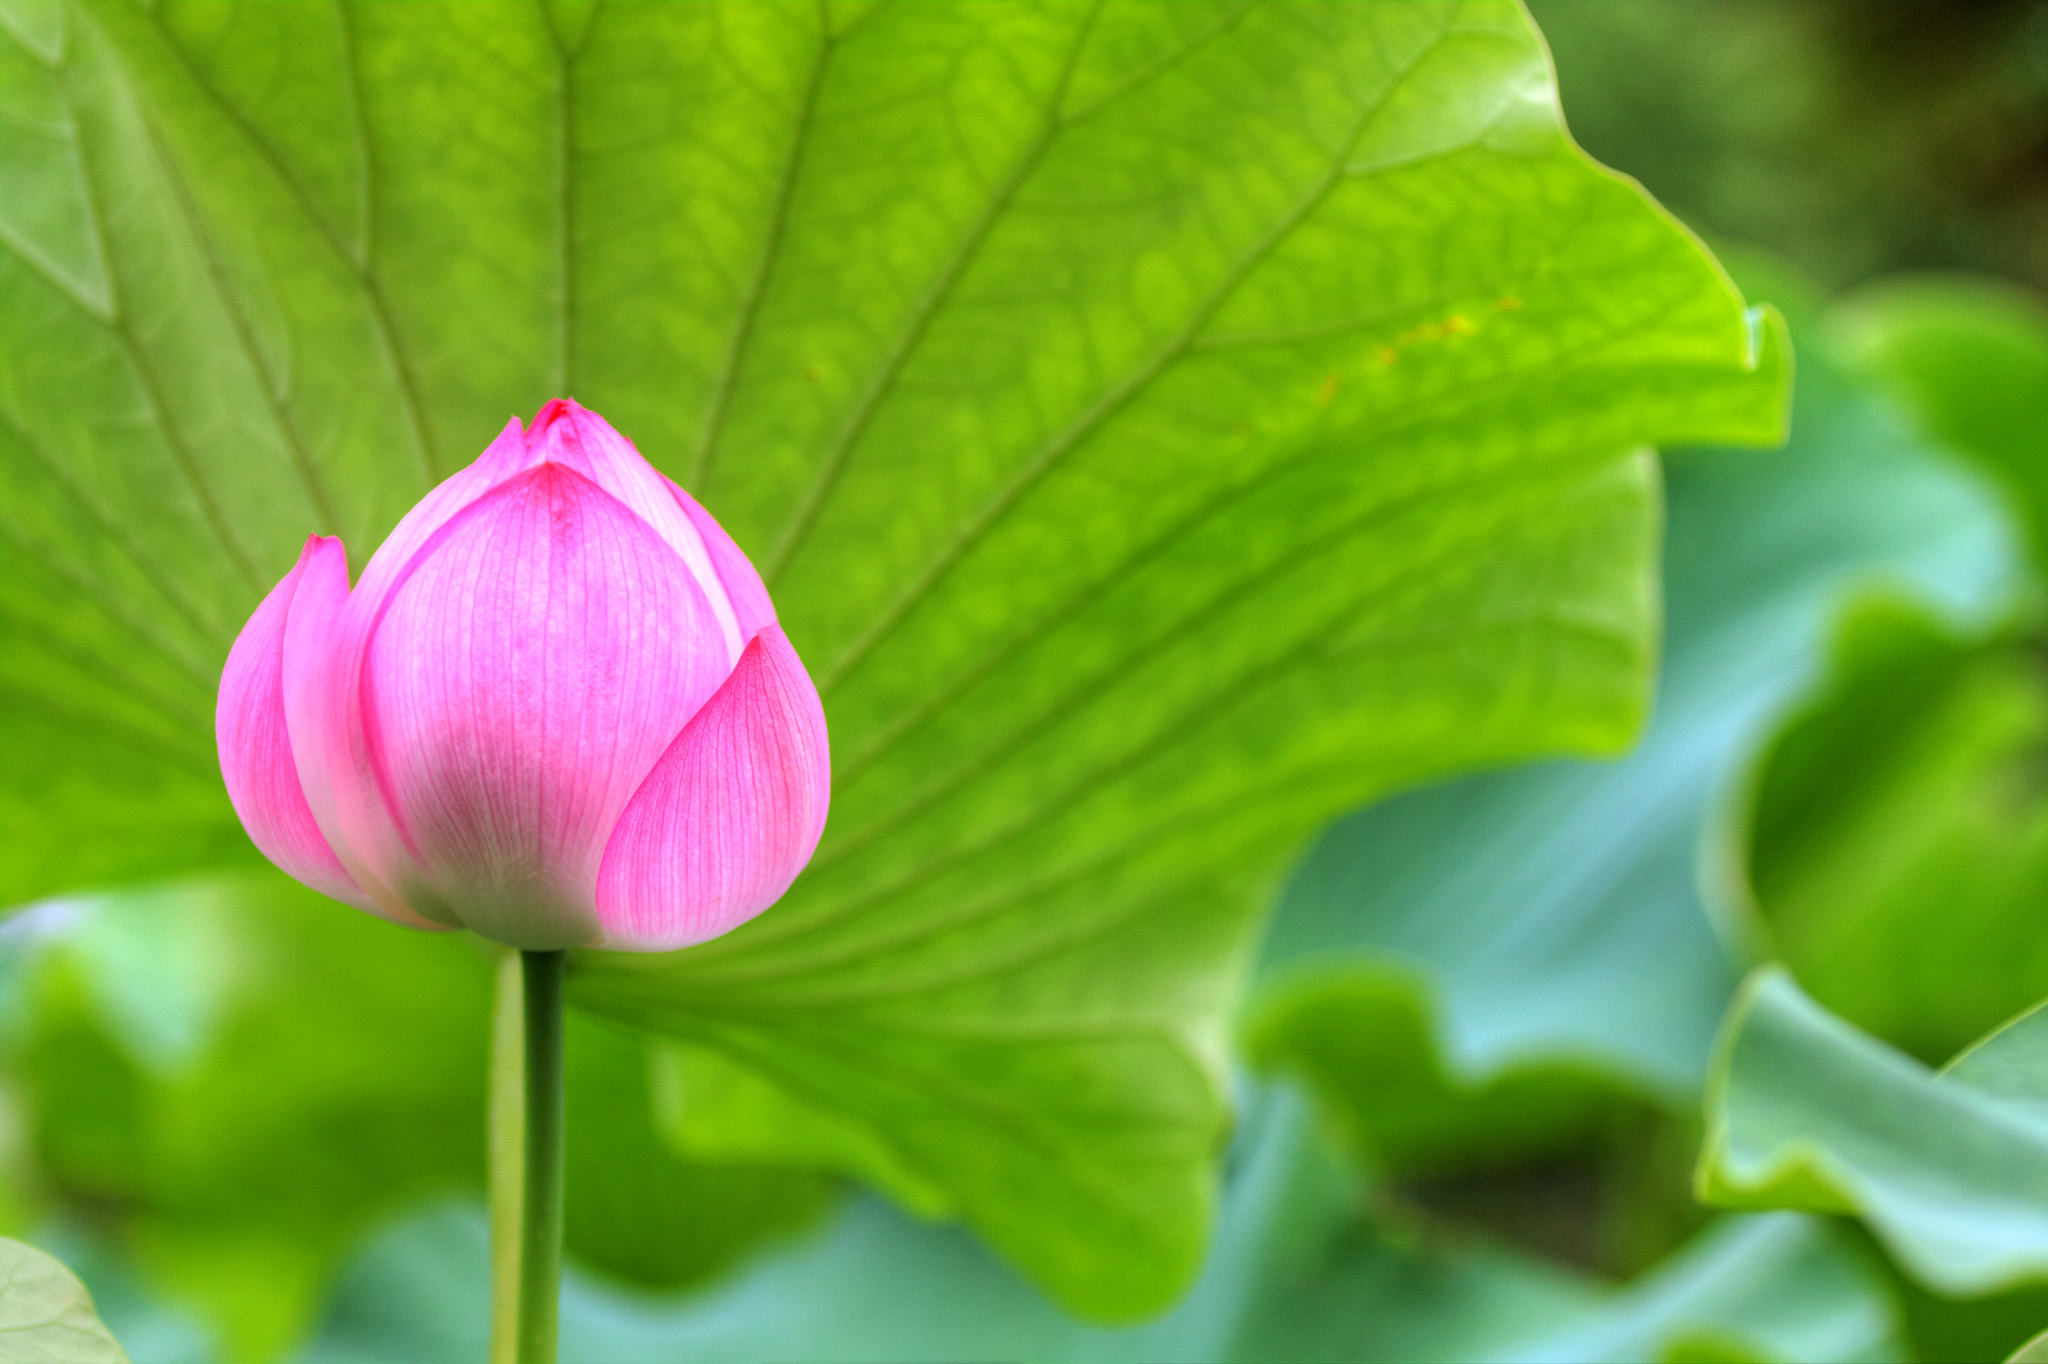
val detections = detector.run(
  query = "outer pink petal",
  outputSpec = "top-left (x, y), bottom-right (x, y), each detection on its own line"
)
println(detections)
top-left (526, 400), bottom-right (743, 664)
top-left (666, 476), bottom-right (777, 640)
top-left (277, 538), bottom-right (448, 931)
top-left (217, 537), bottom-right (378, 912)
top-left (594, 625), bottom-right (830, 951)
top-left (359, 462), bottom-right (734, 949)
top-left (281, 419), bottom-right (530, 927)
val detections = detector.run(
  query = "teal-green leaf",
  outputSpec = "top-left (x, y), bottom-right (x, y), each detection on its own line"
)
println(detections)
top-left (1698, 965), bottom-right (2048, 1297)
top-left (2, 0), bottom-right (1785, 1317)
top-left (293, 1087), bottom-right (1903, 1364)
top-left (1241, 964), bottom-right (1651, 1177)
top-left (1947, 999), bottom-right (2048, 1118)
top-left (1828, 276), bottom-right (2048, 572)
top-left (0, 1237), bottom-right (130, 1364)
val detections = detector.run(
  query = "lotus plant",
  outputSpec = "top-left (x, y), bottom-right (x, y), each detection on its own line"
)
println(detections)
top-left (215, 400), bottom-right (830, 1360)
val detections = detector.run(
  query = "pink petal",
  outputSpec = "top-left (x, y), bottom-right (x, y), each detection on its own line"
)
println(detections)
top-left (217, 539), bottom-right (410, 922)
top-left (278, 418), bottom-right (532, 928)
top-left (276, 538), bottom-right (448, 931)
top-left (526, 401), bottom-right (743, 665)
top-left (594, 626), bottom-right (830, 951)
top-left (667, 476), bottom-right (777, 640)
top-left (358, 461), bottom-right (734, 949)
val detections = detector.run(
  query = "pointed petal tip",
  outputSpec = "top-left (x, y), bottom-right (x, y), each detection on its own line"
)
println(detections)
top-left (528, 397), bottom-right (616, 450)
top-left (528, 397), bottom-right (575, 434)
top-left (296, 532), bottom-right (348, 580)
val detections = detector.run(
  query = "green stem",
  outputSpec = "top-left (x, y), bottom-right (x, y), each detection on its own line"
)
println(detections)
top-left (518, 949), bottom-right (566, 1363)
top-left (487, 948), bottom-right (567, 1363)
top-left (487, 950), bottom-right (525, 1364)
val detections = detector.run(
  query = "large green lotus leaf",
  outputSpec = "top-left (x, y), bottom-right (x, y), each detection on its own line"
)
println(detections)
top-left (291, 1086), bottom-right (1900, 1364)
top-left (1245, 268), bottom-right (2017, 1160)
top-left (1698, 966), bottom-right (2048, 1297)
top-left (1826, 277), bottom-right (2048, 571)
top-left (0, 1237), bottom-right (130, 1364)
top-left (1742, 600), bottom-right (2048, 1063)
top-left (0, 0), bottom-right (1784, 1316)
top-left (0, 877), bottom-right (828, 1362)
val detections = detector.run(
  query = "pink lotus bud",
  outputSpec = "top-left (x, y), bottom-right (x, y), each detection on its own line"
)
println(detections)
top-left (216, 400), bottom-right (830, 951)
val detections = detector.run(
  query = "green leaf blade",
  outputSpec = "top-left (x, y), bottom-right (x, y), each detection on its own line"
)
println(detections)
top-left (1698, 966), bottom-right (2048, 1297)
top-left (4, 0), bottom-right (1787, 1318)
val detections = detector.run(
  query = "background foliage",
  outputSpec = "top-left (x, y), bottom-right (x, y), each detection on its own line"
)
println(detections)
top-left (1, 1), bottom-right (2045, 1362)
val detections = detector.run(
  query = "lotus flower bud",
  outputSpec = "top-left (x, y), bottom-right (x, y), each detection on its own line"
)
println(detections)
top-left (216, 400), bottom-right (829, 951)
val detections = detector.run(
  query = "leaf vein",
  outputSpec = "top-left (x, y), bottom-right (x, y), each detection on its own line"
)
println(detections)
top-left (762, 0), bottom-right (1106, 582)
top-left (813, 25), bottom-right (1450, 693)
top-left (688, 0), bottom-right (836, 491)
top-left (138, 7), bottom-right (444, 482)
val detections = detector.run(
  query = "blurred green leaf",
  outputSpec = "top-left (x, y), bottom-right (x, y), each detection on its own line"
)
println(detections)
top-left (1, 0), bottom-right (1783, 1315)
top-left (1828, 277), bottom-right (2048, 571)
top-left (1533, 1), bottom-right (2048, 298)
top-left (1242, 965), bottom-right (1647, 1176)
top-left (2010, 1326), bottom-right (2048, 1363)
top-left (296, 1084), bottom-right (1900, 1364)
top-left (0, 1236), bottom-right (129, 1364)
top-left (1698, 965), bottom-right (2048, 1297)
top-left (6, 875), bottom-right (491, 1363)
top-left (1743, 601), bottom-right (2048, 1062)
top-left (1505, 1214), bottom-right (1903, 1364)
top-left (1247, 268), bottom-right (2016, 1169)
top-left (1, 876), bottom-right (830, 1361)
top-left (1947, 999), bottom-right (2048, 1115)
top-left (562, 1014), bottom-right (836, 1291)
top-left (1889, 1269), bottom-right (2048, 1364)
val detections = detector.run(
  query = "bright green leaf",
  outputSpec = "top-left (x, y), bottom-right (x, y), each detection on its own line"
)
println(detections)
top-left (2010, 1326), bottom-right (2048, 1363)
top-left (3, 0), bottom-right (1784, 1315)
top-left (1698, 966), bottom-right (2048, 1297)
top-left (0, 1237), bottom-right (129, 1364)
